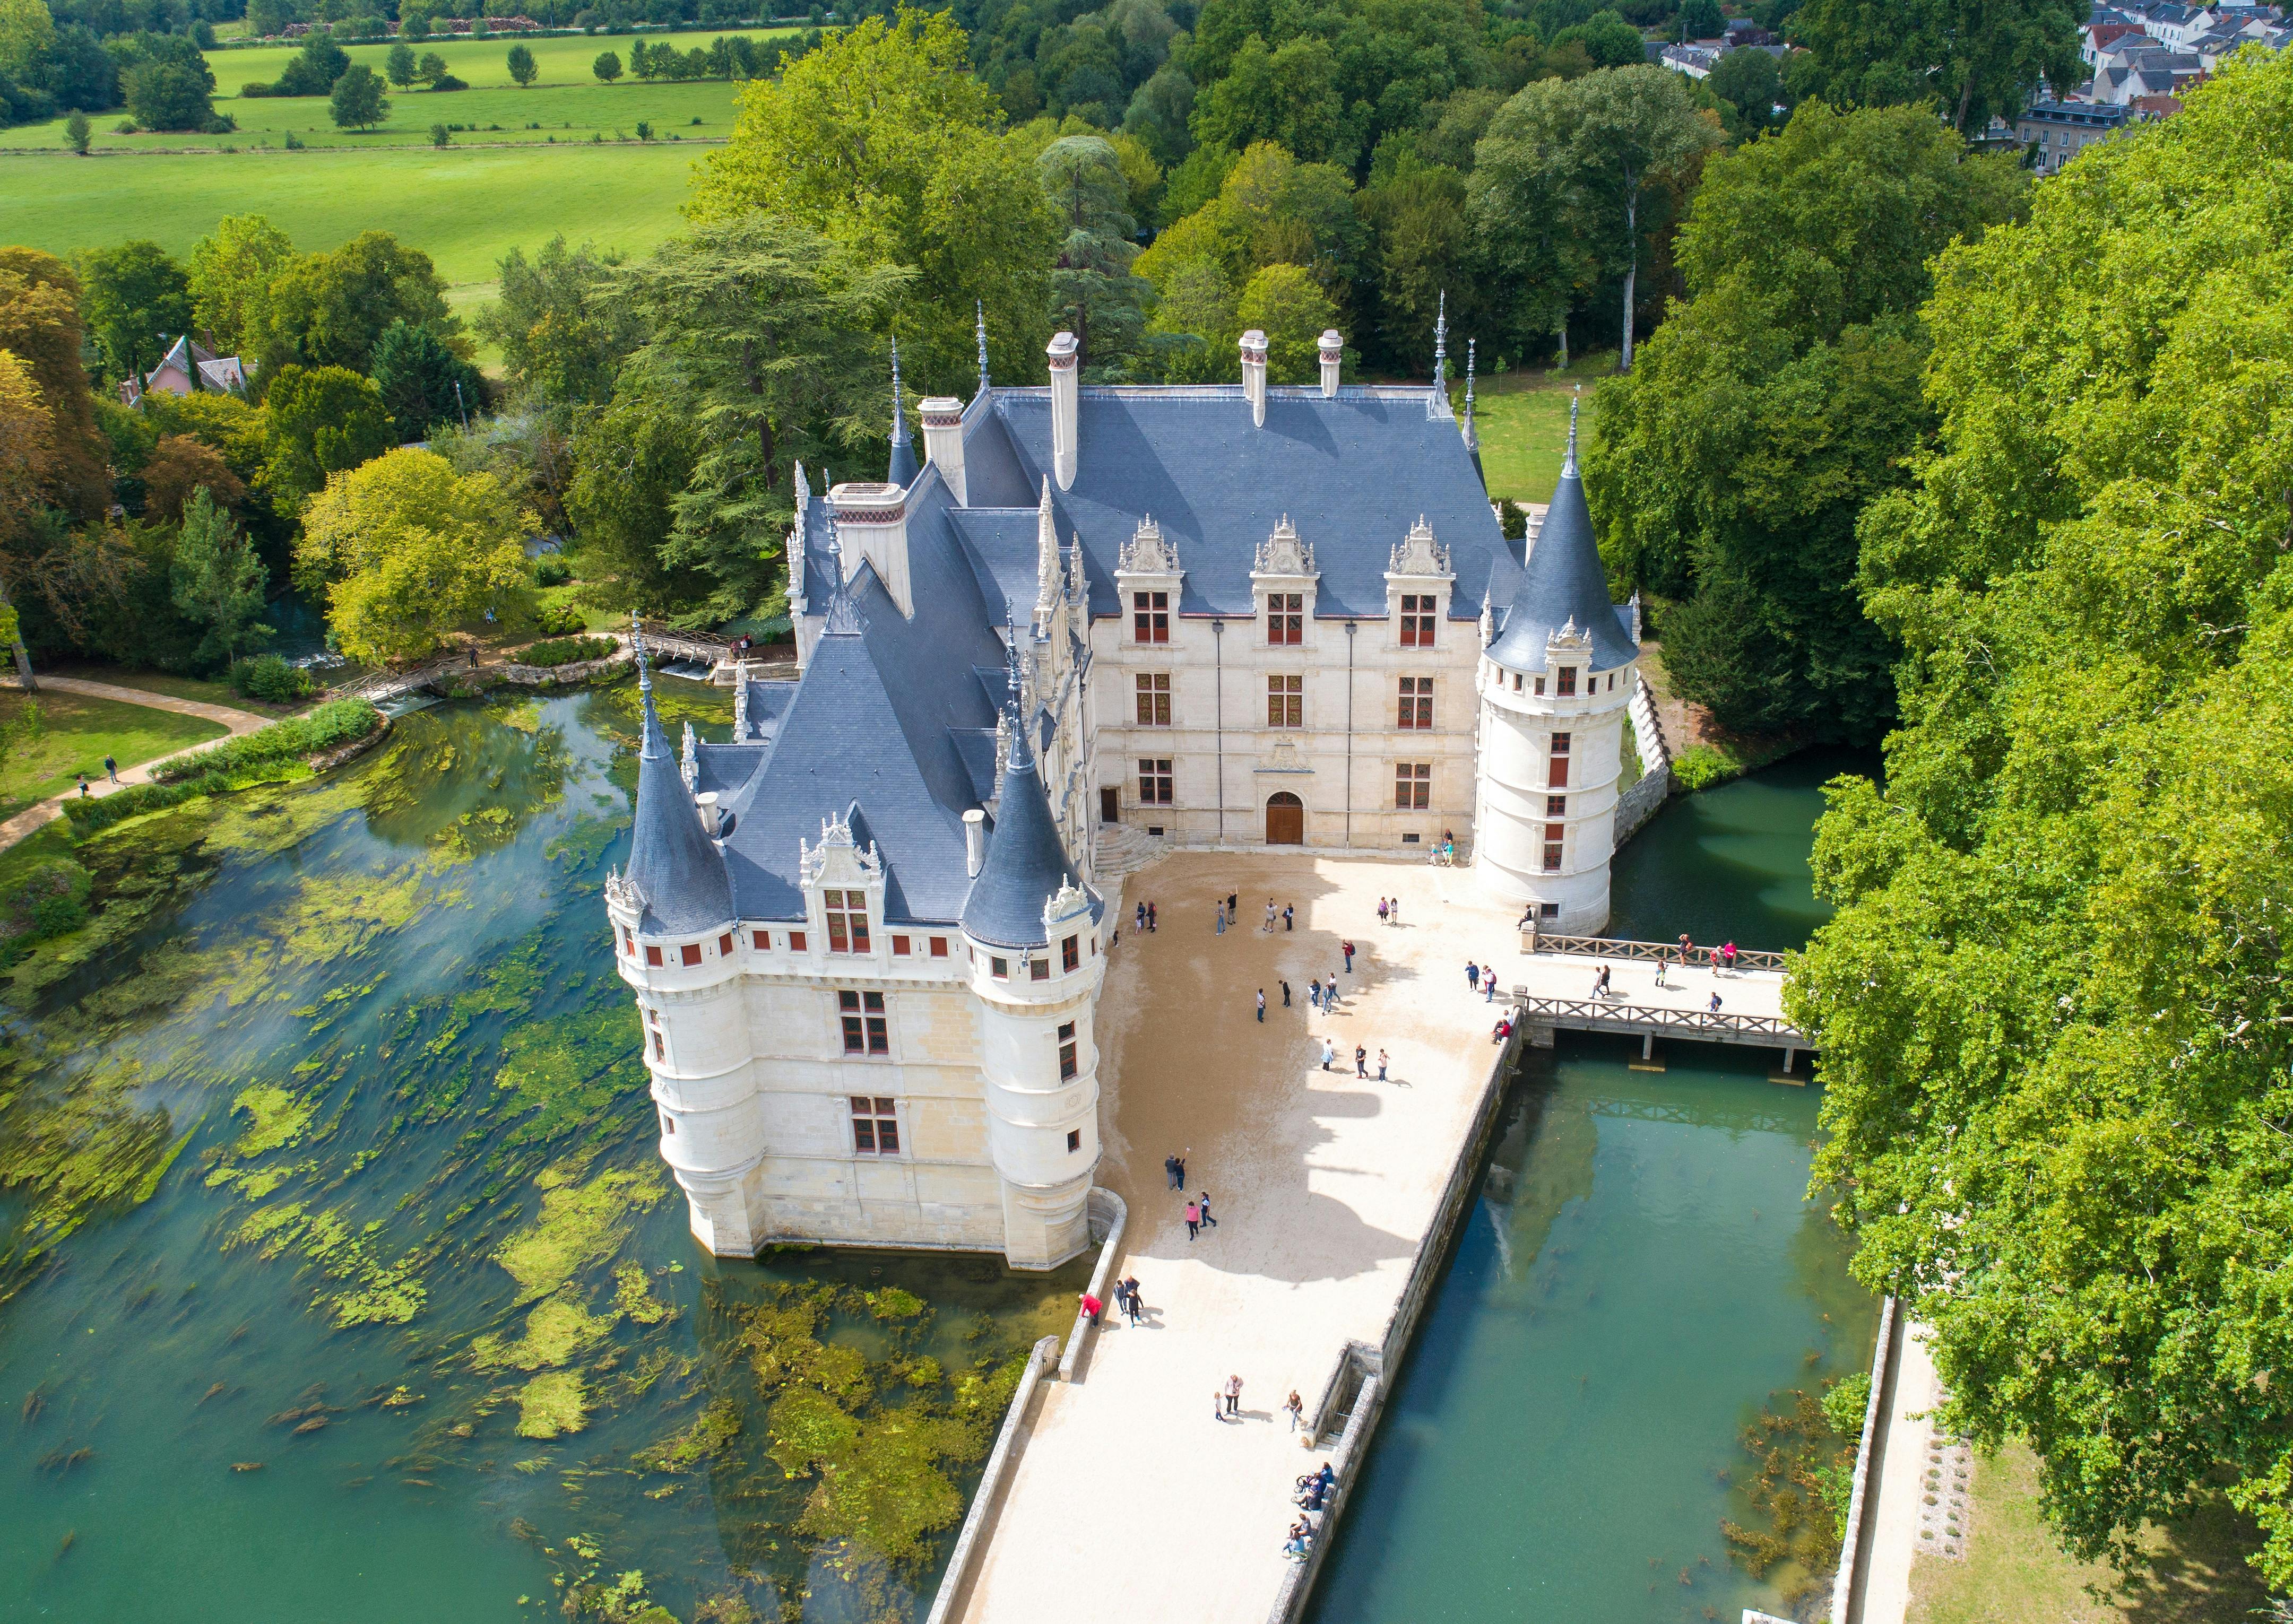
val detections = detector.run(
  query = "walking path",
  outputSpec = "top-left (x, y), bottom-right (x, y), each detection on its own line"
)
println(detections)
top-left (1858, 1322), bottom-right (1945, 1624)
top-left (955, 852), bottom-right (1552, 1624)
top-left (0, 677), bottom-right (270, 852)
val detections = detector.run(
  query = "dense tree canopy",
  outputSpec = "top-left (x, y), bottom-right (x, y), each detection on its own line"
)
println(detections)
top-left (1586, 102), bottom-right (2024, 739)
top-left (1788, 0), bottom-right (2081, 136)
top-left (1792, 54), bottom-right (2293, 1588)
top-left (74, 237), bottom-right (189, 384)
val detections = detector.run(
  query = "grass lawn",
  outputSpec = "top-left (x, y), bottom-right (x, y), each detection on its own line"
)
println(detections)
top-left (1464, 349), bottom-right (1619, 506)
top-left (0, 688), bottom-right (229, 819)
top-left (1909, 1442), bottom-right (2269, 1624)
top-left (1, 28), bottom-right (798, 154)
top-left (0, 143), bottom-right (705, 307)
top-left (0, 821), bottom-right (80, 892)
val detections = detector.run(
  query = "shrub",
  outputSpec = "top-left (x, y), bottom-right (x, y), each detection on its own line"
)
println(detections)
top-left (229, 654), bottom-right (317, 704)
top-left (533, 554), bottom-right (572, 587)
top-left (431, 121), bottom-right (451, 145)
top-left (148, 699), bottom-right (383, 784)
top-left (3, 859), bottom-right (92, 942)
top-left (532, 600), bottom-right (585, 635)
top-left (1671, 742), bottom-right (1735, 793)
top-left (515, 635), bottom-right (615, 667)
top-left (283, 130), bottom-right (304, 148)
top-left (1821, 1371), bottom-right (1872, 1443)
top-left (242, 80), bottom-right (275, 97)
top-left (430, 73), bottom-right (469, 90)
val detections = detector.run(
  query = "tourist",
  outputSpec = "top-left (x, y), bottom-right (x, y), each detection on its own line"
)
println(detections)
top-left (1281, 979), bottom-right (1292, 1007)
top-left (1216, 905), bottom-right (1226, 936)
top-left (1377, 1049), bottom-right (1389, 1082)
top-left (1165, 1154), bottom-right (1183, 1190)
top-left (1389, 897), bottom-right (1400, 925)
top-left (1284, 1521), bottom-right (1311, 1558)
top-left (1148, 902), bottom-right (1157, 931)
top-left (102, 753), bottom-right (117, 785)
top-left (1121, 1276), bottom-right (1143, 1323)
top-left (1342, 940), bottom-right (1355, 972)
top-left (1309, 979), bottom-right (1322, 1011)
top-left (1175, 1149), bottom-right (1188, 1187)
top-left (1378, 897), bottom-right (1389, 925)
top-left (1466, 961), bottom-right (1480, 992)
top-left (1136, 902), bottom-right (1146, 932)
top-left (1257, 989), bottom-right (1266, 1023)
top-left (1079, 1291), bottom-right (1102, 1327)
top-left (1283, 904), bottom-right (1294, 931)
top-left (1264, 899), bottom-right (1277, 932)
top-left (1214, 1389), bottom-right (1229, 1424)
top-left (1325, 974), bottom-right (1339, 1009)
top-left (76, 774), bottom-right (89, 797)
top-left (1654, 959), bottom-right (1668, 989)
top-left (1723, 941), bottom-right (1738, 971)
top-left (1284, 1390), bottom-right (1304, 1432)
top-left (1198, 1192), bottom-right (1217, 1229)
top-left (1185, 1200), bottom-right (1201, 1241)
top-left (1225, 1373), bottom-right (1243, 1415)
top-left (1677, 933), bottom-right (1692, 966)
top-left (1228, 891), bottom-right (1239, 920)
top-left (1492, 1016), bottom-right (1512, 1044)
top-left (1321, 1038), bottom-right (1336, 1071)
top-left (1709, 991), bottom-right (1723, 1013)
top-left (1484, 966), bottom-right (1498, 1002)
top-left (1354, 1045), bottom-right (1367, 1079)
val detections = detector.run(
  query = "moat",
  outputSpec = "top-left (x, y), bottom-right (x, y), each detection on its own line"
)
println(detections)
top-left (0, 684), bottom-right (1870, 1622)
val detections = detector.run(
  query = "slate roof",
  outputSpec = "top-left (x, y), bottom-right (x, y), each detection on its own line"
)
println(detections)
top-left (959, 710), bottom-right (1100, 950)
top-left (622, 668), bottom-right (737, 934)
top-left (979, 386), bottom-right (1519, 621)
top-left (1486, 420), bottom-right (1638, 674)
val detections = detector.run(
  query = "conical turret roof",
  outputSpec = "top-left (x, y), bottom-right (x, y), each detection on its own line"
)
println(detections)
top-left (623, 627), bottom-right (736, 934)
top-left (1487, 404), bottom-right (1637, 673)
top-left (959, 688), bottom-right (1097, 950)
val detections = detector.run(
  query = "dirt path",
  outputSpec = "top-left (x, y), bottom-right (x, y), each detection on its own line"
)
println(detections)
top-left (0, 677), bottom-right (271, 854)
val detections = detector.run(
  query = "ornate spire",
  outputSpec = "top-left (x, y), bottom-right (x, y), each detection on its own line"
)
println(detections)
top-left (632, 610), bottom-right (664, 759)
top-left (887, 338), bottom-right (919, 486)
top-left (822, 512), bottom-right (866, 636)
top-left (1004, 608), bottom-right (1026, 737)
top-left (1427, 291), bottom-right (1452, 420)
top-left (1462, 337), bottom-right (1478, 452)
top-left (1563, 390), bottom-right (1581, 480)
top-left (976, 300), bottom-right (990, 396)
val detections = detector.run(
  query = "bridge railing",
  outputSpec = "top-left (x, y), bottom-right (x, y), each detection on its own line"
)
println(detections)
top-left (1519, 930), bottom-right (1789, 973)
top-left (1508, 991), bottom-right (1807, 1045)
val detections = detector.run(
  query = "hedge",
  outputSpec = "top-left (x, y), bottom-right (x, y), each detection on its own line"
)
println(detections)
top-left (515, 635), bottom-right (617, 668)
top-left (63, 700), bottom-right (385, 838)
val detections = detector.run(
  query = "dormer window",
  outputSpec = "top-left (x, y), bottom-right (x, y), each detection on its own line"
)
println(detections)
top-left (1557, 667), bottom-right (1577, 697)
top-left (1133, 591), bottom-right (1169, 643)
top-left (1400, 595), bottom-right (1438, 648)
top-left (825, 890), bottom-right (870, 953)
top-left (1267, 593), bottom-right (1302, 645)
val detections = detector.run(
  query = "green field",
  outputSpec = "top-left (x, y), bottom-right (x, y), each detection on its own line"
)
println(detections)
top-left (0, 142), bottom-right (706, 306)
top-left (2, 30), bottom-right (794, 152)
top-left (0, 688), bottom-right (228, 819)
top-left (1464, 350), bottom-right (1615, 506)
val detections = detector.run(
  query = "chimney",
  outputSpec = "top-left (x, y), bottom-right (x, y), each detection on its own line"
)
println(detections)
top-left (918, 395), bottom-right (966, 504)
top-left (1240, 329), bottom-right (1268, 427)
top-left (964, 807), bottom-right (987, 877)
top-left (829, 480), bottom-right (913, 617)
top-left (1047, 332), bottom-right (1079, 490)
top-left (1319, 329), bottom-right (1343, 397)
top-left (696, 790), bottom-right (720, 835)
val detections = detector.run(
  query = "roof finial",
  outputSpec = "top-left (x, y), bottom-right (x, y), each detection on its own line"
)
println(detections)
top-left (632, 610), bottom-right (663, 757)
top-left (1432, 290), bottom-right (1448, 388)
top-left (1003, 609), bottom-right (1028, 751)
top-left (891, 336), bottom-right (908, 441)
top-left (1563, 388), bottom-right (1581, 480)
top-left (1463, 337), bottom-right (1478, 451)
top-left (976, 300), bottom-right (991, 397)
top-left (823, 509), bottom-right (866, 635)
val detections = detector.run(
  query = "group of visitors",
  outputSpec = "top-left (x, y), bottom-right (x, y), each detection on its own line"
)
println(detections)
top-left (1283, 1461), bottom-right (1340, 1559)
top-left (1375, 895), bottom-right (1403, 926)
top-left (1133, 900), bottom-right (1158, 933)
top-left (1463, 960), bottom-right (1499, 1001)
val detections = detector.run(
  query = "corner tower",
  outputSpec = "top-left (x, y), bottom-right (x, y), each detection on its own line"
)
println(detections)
top-left (959, 669), bottom-right (1105, 1270)
top-left (1474, 404), bottom-right (1638, 932)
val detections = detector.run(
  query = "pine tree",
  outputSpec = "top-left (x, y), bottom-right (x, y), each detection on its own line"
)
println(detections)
top-left (169, 488), bottom-right (271, 670)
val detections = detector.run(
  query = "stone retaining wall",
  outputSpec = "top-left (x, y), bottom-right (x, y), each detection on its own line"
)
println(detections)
top-left (923, 1334), bottom-right (1063, 1624)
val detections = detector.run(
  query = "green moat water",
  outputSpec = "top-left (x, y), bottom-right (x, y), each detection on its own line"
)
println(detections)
top-left (0, 685), bottom-right (1083, 1623)
top-left (1311, 749), bottom-right (1881, 1624)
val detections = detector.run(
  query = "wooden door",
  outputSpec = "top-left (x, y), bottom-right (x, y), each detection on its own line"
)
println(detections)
top-left (1266, 793), bottom-right (1304, 845)
top-left (1100, 787), bottom-right (1120, 823)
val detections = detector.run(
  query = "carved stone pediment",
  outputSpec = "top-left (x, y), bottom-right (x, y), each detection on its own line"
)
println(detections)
top-left (1252, 516), bottom-right (1317, 580)
top-left (1388, 516), bottom-right (1452, 580)
top-left (1116, 516), bottom-right (1181, 578)
top-left (1044, 879), bottom-right (1094, 935)
top-left (800, 812), bottom-right (882, 890)
top-left (1546, 616), bottom-right (1594, 661)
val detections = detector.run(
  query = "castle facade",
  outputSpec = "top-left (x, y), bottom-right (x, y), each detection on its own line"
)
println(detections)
top-left (606, 324), bottom-right (1641, 1267)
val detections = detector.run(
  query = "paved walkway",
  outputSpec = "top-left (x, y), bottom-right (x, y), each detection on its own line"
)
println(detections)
top-left (1860, 1322), bottom-right (1944, 1624)
top-left (956, 851), bottom-right (1536, 1624)
top-left (0, 677), bottom-right (270, 852)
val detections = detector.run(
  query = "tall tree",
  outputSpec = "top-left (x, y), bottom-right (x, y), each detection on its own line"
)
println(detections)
top-left (258, 364), bottom-right (393, 509)
top-left (371, 319), bottom-right (483, 438)
top-left (610, 215), bottom-right (911, 622)
top-left (253, 231), bottom-right (456, 377)
top-left (169, 487), bottom-right (270, 668)
top-left (1235, 263), bottom-right (1337, 382)
top-left (690, 9), bottom-right (1054, 395)
top-left (329, 62), bottom-right (388, 131)
top-left (1585, 102), bottom-right (2026, 739)
top-left (1473, 65), bottom-right (1723, 374)
top-left (1039, 134), bottom-right (1153, 378)
top-left (1790, 0), bottom-right (2082, 136)
top-left (75, 238), bottom-right (192, 385)
top-left (474, 237), bottom-right (639, 412)
top-left (0, 249), bottom-right (106, 521)
top-left (505, 42), bottom-right (537, 86)
top-left (1793, 54), bottom-right (2293, 1592)
top-left (187, 214), bottom-right (296, 357)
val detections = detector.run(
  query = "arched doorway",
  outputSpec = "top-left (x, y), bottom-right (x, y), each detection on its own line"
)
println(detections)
top-left (1266, 792), bottom-right (1304, 846)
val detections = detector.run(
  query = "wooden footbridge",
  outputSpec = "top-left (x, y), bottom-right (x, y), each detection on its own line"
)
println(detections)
top-left (1504, 931), bottom-right (1812, 1074)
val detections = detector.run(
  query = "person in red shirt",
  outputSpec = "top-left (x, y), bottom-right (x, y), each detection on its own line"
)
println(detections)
top-left (1079, 1291), bottom-right (1102, 1327)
